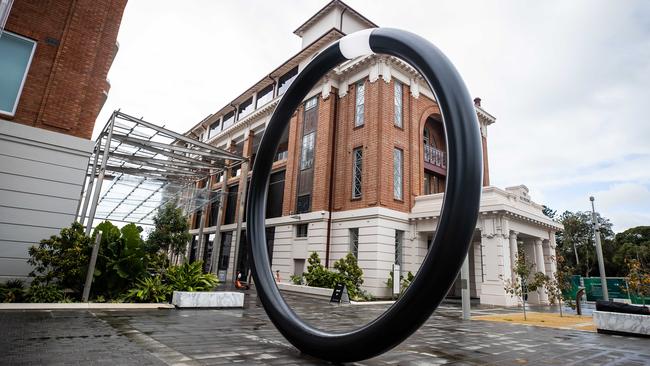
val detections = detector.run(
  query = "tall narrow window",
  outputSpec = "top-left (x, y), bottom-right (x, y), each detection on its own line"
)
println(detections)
top-left (0, 31), bottom-right (37, 116)
top-left (354, 81), bottom-right (365, 127)
top-left (350, 228), bottom-right (359, 258)
top-left (300, 132), bottom-right (315, 170)
top-left (394, 81), bottom-right (403, 127)
top-left (395, 230), bottom-right (404, 266)
top-left (352, 147), bottom-right (363, 198)
top-left (393, 148), bottom-right (403, 200)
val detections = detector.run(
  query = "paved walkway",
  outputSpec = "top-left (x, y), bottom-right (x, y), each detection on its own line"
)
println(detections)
top-left (1, 292), bottom-right (649, 365)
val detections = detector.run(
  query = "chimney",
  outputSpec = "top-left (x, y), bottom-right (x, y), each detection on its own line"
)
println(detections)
top-left (473, 97), bottom-right (481, 107)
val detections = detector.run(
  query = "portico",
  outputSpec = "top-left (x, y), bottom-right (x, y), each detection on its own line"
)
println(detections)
top-left (411, 185), bottom-right (563, 306)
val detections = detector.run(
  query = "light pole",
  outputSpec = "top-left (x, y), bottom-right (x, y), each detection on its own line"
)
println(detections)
top-left (590, 196), bottom-right (609, 301)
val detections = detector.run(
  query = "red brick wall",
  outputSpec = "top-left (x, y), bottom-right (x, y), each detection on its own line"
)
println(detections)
top-left (280, 76), bottom-right (490, 216)
top-left (2, 0), bottom-right (127, 139)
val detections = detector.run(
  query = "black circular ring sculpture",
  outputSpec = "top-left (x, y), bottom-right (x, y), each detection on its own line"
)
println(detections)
top-left (246, 28), bottom-right (483, 362)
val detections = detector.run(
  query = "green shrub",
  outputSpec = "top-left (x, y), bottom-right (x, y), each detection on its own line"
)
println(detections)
top-left (28, 222), bottom-right (93, 297)
top-left (166, 261), bottom-right (218, 292)
top-left (26, 284), bottom-right (65, 303)
top-left (1, 279), bottom-right (26, 303)
top-left (303, 252), bottom-right (339, 288)
top-left (290, 274), bottom-right (304, 285)
top-left (125, 276), bottom-right (171, 303)
top-left (386, 271), bottom-right (415, 297)
top-left (333, 253), bottom-right (364, 299)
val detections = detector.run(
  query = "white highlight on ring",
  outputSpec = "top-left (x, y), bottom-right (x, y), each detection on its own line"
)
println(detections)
top-left (339, 28), bottom-right (376, 60)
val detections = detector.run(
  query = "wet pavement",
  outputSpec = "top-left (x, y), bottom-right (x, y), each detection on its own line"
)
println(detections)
top-left (1, 291), bottom-right (649, 365)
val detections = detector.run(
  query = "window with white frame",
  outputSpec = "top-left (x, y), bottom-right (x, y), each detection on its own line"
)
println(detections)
top-left (394, 81), bottom-right (403, 127)
top-left (393, 148), bottom-right (403, 200)
top-left (354, 81), bottom-right (365, 127)
top-left (300, 132), bottom-right (315, 170)
top-left (349, 228), bottom-right (359, 258)
top-left (394, 230), bottom-right (403, 266)
top-left (352, 147), bottom-right (363, 198)
top-left (0, 31), bottom-right (36, 116)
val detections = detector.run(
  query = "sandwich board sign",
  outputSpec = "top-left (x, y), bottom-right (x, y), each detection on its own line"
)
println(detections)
top-left (330, 283), bottom-right (350, 304)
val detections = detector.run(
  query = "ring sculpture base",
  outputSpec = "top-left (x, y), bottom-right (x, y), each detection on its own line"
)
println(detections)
top-left (246, 28), bottom-right (483, 362)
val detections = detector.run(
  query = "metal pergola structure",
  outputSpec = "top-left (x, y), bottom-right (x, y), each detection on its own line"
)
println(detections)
top-left (77, 110), bottom-right (245, 234)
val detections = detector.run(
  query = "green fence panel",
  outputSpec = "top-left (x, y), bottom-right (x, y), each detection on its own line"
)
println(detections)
top-left (583, 277), bottom-right (629, 301)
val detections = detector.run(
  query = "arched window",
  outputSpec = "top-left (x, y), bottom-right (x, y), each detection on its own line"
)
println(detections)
top-left (423, 128), bottom-right (429, 145)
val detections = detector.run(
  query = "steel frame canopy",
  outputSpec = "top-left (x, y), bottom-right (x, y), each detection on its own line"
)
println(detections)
top-left (77, 111), bottom-right (244, 233)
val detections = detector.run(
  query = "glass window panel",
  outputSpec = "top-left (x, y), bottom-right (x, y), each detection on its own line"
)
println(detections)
top-left (256, 84), bottom-right (274, 108)
top-left (395, 230), bottom-right (403, 265)
top-left (296, 223), bottom-right (308, 238)
top-left (300, 132), bottom-right (315, 170)
top-left (352, 147), bottom-right (363, 198)
top-left (0, 31), bottom-right (36, 115)
top-left (222, 111), bottom-right (235, 130)
top-left (355, 81), bottom-right (365, 127)
top-left (394, 82), bottom-right (403, 127)
top-left (393, 148), bottom-right (403, 200)
top-left (278, 66), bottom-right (298, 96)
top-left (305, 96), bottom-right (317, 111)
top-left (237, 97), bottom-right (254, 120)
top-left (350, 228), bottom-right (359, 258)
top-left (209, 119), bottom-right (221, 138)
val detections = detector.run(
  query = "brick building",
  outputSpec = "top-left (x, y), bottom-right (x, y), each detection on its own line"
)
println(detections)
top-left (184, 0), bottom-right (562, 305)
top-left (0, 0), bottom-right (127, 280)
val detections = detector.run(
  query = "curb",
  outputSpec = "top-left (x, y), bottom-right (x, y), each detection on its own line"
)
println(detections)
top-left (0, 303), bottom-right (175, 310)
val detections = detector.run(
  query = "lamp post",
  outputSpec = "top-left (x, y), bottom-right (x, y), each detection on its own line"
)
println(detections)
top-left (590, 196), bottom-right (609, 301)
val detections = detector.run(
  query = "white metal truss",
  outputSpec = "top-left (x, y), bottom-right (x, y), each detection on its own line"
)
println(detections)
top-left (77, 111), bottom-right (244, 231)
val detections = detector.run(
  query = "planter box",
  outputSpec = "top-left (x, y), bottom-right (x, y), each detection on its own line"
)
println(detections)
top-left (593, 310), bottom-right (650, 337)
top-left (171, 291), bottom-right (244, 308)
top-left (276, 282), bottom-right (333, 300)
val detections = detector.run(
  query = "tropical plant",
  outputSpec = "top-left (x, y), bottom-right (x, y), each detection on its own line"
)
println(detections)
top-left (91, 222), bottom-right (149, 299)
top-left (165, 261), bottom-right (218, 292)
top-left (25, 284), bottom-right (65, 303)
top-left (125, 276), bottom-right (172, 303)
top-left (28, 222), bottom-right (93, 297)
top-left (0, 279), bottom-right (26, 303)
top-left (147, 202), bottom-right (191, 256)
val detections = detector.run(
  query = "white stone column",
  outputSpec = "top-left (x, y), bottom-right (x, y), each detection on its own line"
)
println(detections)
top-left (509, 231), bottom-right (518, 281)
top-left (479, 232), bottom-right (518, 306)
top-left (534, 238), bottom-right (549, 304)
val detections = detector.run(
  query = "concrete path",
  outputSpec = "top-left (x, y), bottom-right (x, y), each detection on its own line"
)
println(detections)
top-left (1, 292), bottom-right (649, 365)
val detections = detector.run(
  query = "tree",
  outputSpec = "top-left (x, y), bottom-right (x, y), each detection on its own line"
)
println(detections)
top-left (555, 210), bottom-right (614, 277)
top-left (303, 252), bottom-right (338, 288)
top-left (147, 202), bottom-right (191, 256)
top-left (624, 259), bottom-right (650, 306)
top-left (611, 227), bottom-right (650, 276)
top-left (502, 247), bottom-right (547, 320)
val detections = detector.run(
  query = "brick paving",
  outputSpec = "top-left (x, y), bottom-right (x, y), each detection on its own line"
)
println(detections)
top-left (1, 292), bottom-right (649, 365)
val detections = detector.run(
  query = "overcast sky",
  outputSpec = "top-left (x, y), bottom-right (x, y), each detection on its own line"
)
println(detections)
top-left (94, 0), bottom-right (650, 233)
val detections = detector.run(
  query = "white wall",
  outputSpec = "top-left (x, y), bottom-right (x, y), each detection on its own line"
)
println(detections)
top-left (0, 120), bottom-right (93, 281)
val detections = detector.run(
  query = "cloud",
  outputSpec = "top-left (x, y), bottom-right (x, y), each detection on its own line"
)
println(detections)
top-left (94, 0), bottom-right (650, 232)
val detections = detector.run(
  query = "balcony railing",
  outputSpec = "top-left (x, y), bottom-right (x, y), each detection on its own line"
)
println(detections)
top-left (424, 144), bottom-right (446, 169)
